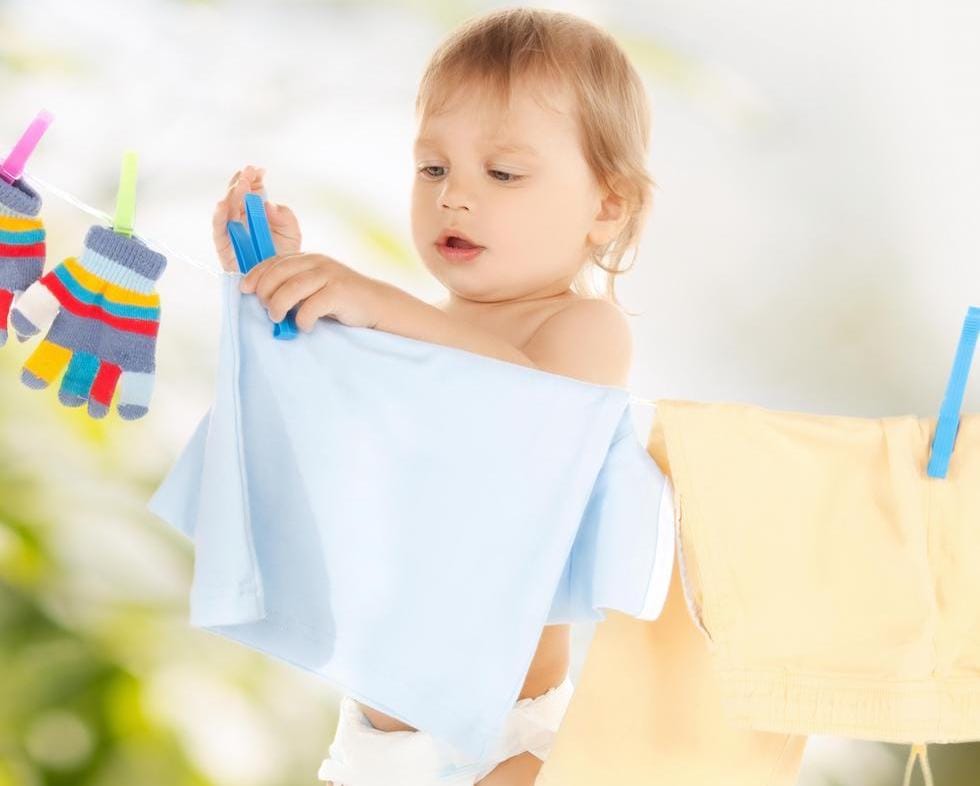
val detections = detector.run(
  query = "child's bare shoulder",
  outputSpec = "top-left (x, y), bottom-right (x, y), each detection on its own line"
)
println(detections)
top-left (522, 297), bottom-right (633, 387)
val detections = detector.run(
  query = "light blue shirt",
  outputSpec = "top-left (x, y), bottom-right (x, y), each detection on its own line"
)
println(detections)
top-left (147, 272), bottom-right (674, 771)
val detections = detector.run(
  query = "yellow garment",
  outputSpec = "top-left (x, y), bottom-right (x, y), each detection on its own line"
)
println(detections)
top-left (540, 399), bottom-right (980, 786)
top-left (535, 552), bottom-right (806, 786)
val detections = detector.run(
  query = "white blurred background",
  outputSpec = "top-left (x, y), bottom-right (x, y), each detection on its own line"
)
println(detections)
top-left (1, 1), bottom-right (978, 784)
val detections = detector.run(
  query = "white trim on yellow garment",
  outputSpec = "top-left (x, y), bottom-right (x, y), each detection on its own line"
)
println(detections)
top-left (636, 477), bottom-right (676, 621)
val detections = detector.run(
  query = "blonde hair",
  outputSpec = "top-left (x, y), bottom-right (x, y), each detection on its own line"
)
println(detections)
top-left (415, 7), bottom-right (656, 311)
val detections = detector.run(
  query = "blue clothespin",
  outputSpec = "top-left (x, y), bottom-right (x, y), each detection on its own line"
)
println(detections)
top-left (226, 192), bottom-right (299, 340)
top-left (927, 305), bottom-right (980, 478)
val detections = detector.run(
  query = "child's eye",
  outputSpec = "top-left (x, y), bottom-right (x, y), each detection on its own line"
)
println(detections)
top-left (417, 165), bottom-right (446, 179)
top-left (416, 166), bottom-right (523, 183)
top-left (489, 169), bottom-right (522, 183)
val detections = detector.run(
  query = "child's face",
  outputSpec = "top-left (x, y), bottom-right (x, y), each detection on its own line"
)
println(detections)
top-left (411, 77), bottom-right (605, 305)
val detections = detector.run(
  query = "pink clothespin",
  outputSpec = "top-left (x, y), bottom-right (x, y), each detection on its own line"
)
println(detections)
top-left (1, 110), bottom-right (54, 185)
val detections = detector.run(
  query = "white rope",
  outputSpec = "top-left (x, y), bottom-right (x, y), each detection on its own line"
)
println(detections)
top-left (12, 167), bottom-right (221, 278)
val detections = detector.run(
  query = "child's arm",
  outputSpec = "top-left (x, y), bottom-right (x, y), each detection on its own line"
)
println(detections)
top-left (373, 282), bottom-right (538, 368)
top-left (376, 283), bottom-right (633, 386)
top-left (239, 248), bottom-right (631, 382)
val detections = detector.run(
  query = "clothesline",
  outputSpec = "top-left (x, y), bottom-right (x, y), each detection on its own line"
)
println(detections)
top-left (8, 159), bottom-right (659, 411)
top-left (10, 164), bottom-right (221, 278)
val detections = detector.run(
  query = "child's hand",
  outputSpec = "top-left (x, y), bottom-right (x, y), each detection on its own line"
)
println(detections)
top-left (239, 253), bottom-right (392, 332)
top-left (211, 165), bottom-right (302, 273)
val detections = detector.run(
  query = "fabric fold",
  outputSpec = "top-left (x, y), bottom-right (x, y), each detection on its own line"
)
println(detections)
top-left (147, 271), bottom-right (672, 764)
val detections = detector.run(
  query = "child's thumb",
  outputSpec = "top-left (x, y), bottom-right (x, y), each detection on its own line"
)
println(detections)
top-left (266, 202), bottom-right (299, 234)
top-left (272, 203), bottom-right (297, 223)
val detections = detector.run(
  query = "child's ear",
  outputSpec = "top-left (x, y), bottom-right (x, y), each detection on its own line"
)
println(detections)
top-left (587, 177), bottom-right (631, 247)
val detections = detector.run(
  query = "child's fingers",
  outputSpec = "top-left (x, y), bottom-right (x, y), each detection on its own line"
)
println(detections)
top-left (251, 171), bottom-right (269, 200)
top-left (211, 205), bottom-right (239, 272)
top-left (227, 165), bottom-right (264, 189)
top-left (225, 166), bottom-right (268, 218)
top-left (240, 165), bottom-right (267, 196)
top-left (220, 180), bottom-right (250, 224)
top-left (214, 171), bottom-right (254, 270)
top-left (212, 165), bottom-right (273, 271)
top-left (266, 201), bottom-right (284, 225)
top-left (265, 203), bottom-right (302, 251)
top-left (214, 182), bottom-right (244, 229)
top-left (212, 197), bottom-right (231, 239)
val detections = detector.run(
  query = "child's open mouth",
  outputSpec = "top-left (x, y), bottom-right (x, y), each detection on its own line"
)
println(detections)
top-left (436, 237), bottom-right (485, 262)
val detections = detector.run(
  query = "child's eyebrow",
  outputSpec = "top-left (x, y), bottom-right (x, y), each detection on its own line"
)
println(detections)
top-left (413, 137), bottom-right (540, 157)
top-left (493, 141), bottom-right (540, 157)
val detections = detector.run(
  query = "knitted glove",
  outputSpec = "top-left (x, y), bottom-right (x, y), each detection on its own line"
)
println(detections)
top-left (10, 225), bottom-right (166, 419)
top-left (0, 176), bottom-right (46, 347)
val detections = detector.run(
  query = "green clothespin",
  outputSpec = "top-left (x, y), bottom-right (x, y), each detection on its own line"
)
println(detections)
top-left (113, 150), bottom-right (138, 238)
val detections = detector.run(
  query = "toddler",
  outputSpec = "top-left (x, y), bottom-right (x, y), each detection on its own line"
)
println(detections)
top-left (211, 8), bottom-right (655, 785)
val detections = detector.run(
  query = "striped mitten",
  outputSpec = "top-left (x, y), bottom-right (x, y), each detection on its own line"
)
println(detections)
top-left (0, 177), bottom-right (46, 347)
top-left (10, 225), bottom-right (166, 419)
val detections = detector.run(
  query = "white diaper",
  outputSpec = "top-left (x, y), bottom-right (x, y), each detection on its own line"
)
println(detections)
top-left (317, 677), bottom-right (575, 786)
